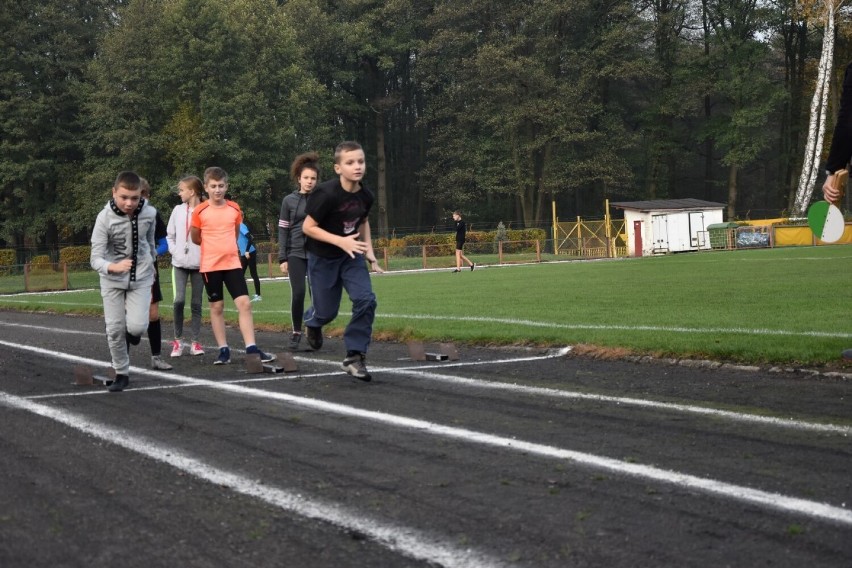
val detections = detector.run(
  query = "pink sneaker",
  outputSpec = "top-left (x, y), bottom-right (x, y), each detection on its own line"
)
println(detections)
top-left (190, 341), bottom-right (205, 356)
top-left (170, 339), bottom-right (183, 358)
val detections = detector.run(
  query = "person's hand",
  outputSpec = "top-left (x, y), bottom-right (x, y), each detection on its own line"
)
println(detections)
top-left (368, 258), bottom-right (384, 274)
top-left (337, 233), bottom-right (368, 258)
top-left (244, 251), bottom-right (250, 258)
top-left (823, 174), bottom-right (842, 206)
top-left (110, 258), bottom-right (134, 274)
top-left (279, 261), bottom-right (288, 274)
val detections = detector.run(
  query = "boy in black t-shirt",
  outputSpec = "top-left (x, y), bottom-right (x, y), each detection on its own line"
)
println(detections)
top-left (302, 141), bottom-right (383, 381)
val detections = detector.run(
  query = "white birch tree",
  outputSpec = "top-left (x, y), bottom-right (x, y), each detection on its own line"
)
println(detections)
top-left (793, 0), bottom-right (843, 216)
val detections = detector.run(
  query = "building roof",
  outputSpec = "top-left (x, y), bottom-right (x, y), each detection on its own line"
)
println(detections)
top-left (611, 198), bottom-right (727, 212)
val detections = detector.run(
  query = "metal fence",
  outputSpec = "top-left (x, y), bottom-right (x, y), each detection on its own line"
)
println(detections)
top-left (554, 219), bottom-right (627, 258)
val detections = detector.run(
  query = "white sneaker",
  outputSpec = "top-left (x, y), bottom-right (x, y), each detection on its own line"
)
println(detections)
top-left (170, 339), bottom-right (183, 357)
top-left (190, 341), bottom-right (205, 356)
top-left (251, 294), bottom-right (262, 303)
top-left (151, 355), bottom-right (173, 370)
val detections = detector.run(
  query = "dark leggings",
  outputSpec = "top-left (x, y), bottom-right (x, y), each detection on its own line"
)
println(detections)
top-left (240, 251), bottom-right (261, 296)
top-left (287, 256), bottom-right (308, 332)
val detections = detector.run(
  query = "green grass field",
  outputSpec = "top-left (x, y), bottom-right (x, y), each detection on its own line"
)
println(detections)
top-left (1, 246), bottom-right (850, 366)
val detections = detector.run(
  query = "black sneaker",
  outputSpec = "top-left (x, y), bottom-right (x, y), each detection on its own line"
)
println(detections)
top-left (246, 345), bottom-right (276, 363)
top-left (342, 353), bottom-right (372, 382)
top-left (470, 262), bottom-right (475, 271)
top-left (287, 332), bottom-right (302, 351)
top-left (306, 326), bottom-right (323, 350)
top-left (214, 346), bottom-right (231, 365)
top-left (109, 374), bottom-right (129, 392)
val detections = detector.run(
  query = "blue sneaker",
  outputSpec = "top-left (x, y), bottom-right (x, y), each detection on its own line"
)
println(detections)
top-left (246, 345), bottom-right (276, 363)
top-left (214, 346), bottom-right (231, 365)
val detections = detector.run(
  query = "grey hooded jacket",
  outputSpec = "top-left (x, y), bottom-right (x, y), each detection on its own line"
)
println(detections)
top-left (90, 199), bottom-right (157, 290)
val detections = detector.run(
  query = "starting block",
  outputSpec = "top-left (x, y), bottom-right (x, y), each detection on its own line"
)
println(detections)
top-left (245, 352), bottom-right (298, 374)
top-left (74, 365), bottom-right (115, 386)
top-left (407, 341), bottom-right (460, 362)
top-left (275, 352), bottom-right (298, 373)
top-left (438, 342), bottom-right (460, 361)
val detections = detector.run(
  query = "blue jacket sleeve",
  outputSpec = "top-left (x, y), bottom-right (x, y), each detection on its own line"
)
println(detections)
top-left (156, 236), bottom-right (169, 256)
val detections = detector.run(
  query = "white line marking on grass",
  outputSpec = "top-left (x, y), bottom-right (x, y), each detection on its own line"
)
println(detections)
top-left (377, 313), bottom-right (852, 339)
top-left (0, 392), bottom-right (501, 568)
top-left (4, 341), bottom-right (852, 528)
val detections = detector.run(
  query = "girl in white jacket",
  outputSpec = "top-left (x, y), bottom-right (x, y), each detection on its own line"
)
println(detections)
top-left (166, 175), bottom-right (206, 357)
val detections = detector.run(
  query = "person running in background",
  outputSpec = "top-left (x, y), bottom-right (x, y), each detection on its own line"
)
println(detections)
top-left (302, 141), bottom-right (383, 381)
top-left (238, 220), bottom-right (262, 302)
top-left (452, 210), bottom-right (475, 273)
top-left (191, 166), bottom-right (275, 365)
top-left (140, 178), bottom-right (173, 371)
top-left (166, 174), bottom-right (205, 358)
top-left (278, 151), bottom-right (319, 351)
top-left (90, 171), bottom-right (157, 392)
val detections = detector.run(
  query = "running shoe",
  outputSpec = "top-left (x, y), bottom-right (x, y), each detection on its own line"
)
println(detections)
top-left (151, 356), bottom-right (173, 370)
top-left (190, 341), bottom-right (205, 356)
top-left (342, 353), bottom-right (371, 382)
top-left (287, 332), bottom-right (302, 351)
top-left (214, 346), bottom-right (231, 365)
top-left (246, 345), bottom-right (276, 362)
top-left (306, 326), bottom-right (323, 350)
top-left (108, 374), bottom-right (129, 392)
top-left (170, 339), bottom-right (183, 357)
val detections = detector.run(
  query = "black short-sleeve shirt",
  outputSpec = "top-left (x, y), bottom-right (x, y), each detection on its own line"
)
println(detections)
top-left (305, 178), bottom-right (374, 258)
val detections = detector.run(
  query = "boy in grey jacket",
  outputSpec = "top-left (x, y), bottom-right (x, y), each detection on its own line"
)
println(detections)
top-left (90, 171), bottom-right (158, 392)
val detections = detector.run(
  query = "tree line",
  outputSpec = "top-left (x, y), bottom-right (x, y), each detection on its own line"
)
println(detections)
top-left (1, 0), bottom-right (850, 260)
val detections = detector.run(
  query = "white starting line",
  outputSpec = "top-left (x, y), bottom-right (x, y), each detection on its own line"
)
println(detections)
top-left (1, 339), bottom-right (852, 532)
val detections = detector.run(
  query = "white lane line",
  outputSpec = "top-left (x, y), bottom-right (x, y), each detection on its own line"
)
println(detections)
top-left (3, 341), bottom-right (852, 527)
top-left (2, 324), bottom-right (847, 435)
top-left (1, 301), bottom-right (848, 339)
top-left (374, 365), bottom-right (852, 436)
top-left (376, 313), bottom-right (852, 339)
top-left (0, 392), bottom-right (501, 568)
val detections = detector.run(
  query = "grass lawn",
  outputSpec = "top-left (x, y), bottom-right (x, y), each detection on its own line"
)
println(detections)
top-left (1, 245), bottom-right (850, 366)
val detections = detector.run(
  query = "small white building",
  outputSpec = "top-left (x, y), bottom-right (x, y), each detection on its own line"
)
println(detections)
top-left (611, 199), bottom-right (726, 257)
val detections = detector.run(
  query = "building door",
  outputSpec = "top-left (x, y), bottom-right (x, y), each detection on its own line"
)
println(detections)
top-left (633, 221), bottom-right (643, 257)
top-left (652, 214), bottom-right (669, 253)
top-left (689, 211), bottom-right (706, 248)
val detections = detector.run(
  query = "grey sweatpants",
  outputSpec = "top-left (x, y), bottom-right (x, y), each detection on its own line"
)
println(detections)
top-left (101, 285), bottom-right (151, 375)
top-left (172, 266), bottom-right (204, 341)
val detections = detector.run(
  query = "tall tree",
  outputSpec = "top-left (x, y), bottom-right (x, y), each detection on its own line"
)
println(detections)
top-left (792, 0), bottom-right (845, 215)
top-left (702, 0), bottom-right (785, 219)
top-left (634, 0), bottom-right (699, 200)
top-left (79, 0), bottom-right (327, 231)
top-left (419, 0), bottom-right (649, 226)
top-left (0, 0), bottom-right (118, 257)
top-left (284, 0), bottom-right (430, 237)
